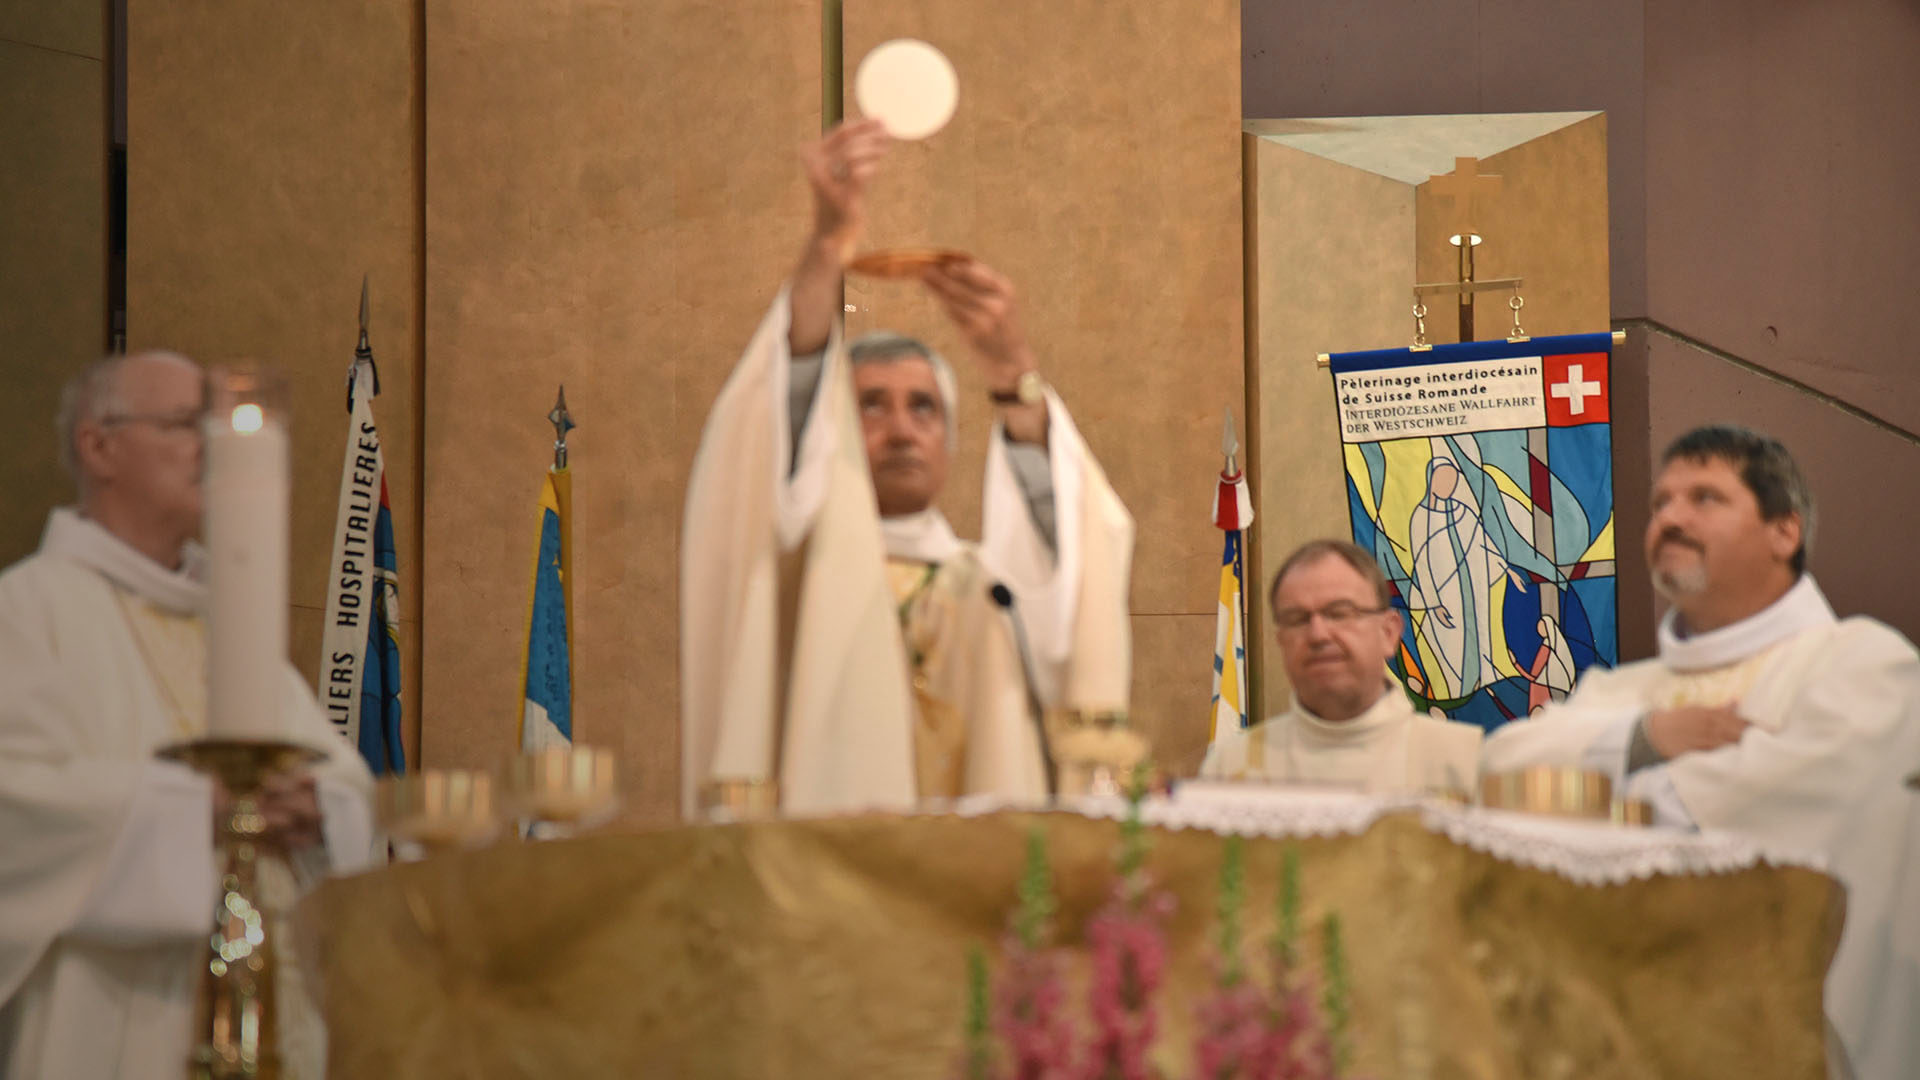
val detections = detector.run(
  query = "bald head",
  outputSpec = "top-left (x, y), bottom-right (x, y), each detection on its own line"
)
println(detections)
top-left (59, 351), bottom-right (206, 566)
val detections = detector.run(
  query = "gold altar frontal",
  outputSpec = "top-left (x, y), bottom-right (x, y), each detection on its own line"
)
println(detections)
top-left (301, 811), bottom-right (1839, 1078)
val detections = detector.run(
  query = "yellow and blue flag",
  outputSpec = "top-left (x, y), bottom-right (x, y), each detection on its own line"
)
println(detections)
top-left (1209, 449), bottom-right (1254, 737)
top-left (518, 465), bottom-right (573, 750)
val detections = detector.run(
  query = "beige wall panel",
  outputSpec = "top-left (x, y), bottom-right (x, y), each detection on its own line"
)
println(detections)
top-left (1646, 0), bottom-right (1920, 434)
top-left (1244, 136), bottom-right (1413, 715)
top-left (1414, 113), bottom-right (1610, 344)
top-left (128, 0), bottom-right (422, 746)
top-left (0, 0), bottom-right (104, 57)
top-left (1129, 613), bottom-right (1217, 779)
top-left (842, 0), bottom-right (1244, 627)
top-left (0, 38), bottom-right (103, 566)
top-left (423, 1), bottom-right (818, 821)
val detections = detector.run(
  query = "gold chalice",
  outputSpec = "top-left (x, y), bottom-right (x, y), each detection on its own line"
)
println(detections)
top-left (1047, 709), bottom-right (1152, 798)
top-left (502, 745), bottom-right (620, 836)
top-left (375, 769), bottom-right (501, 855)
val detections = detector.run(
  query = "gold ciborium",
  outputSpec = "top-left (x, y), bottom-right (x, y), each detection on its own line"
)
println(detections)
top-left (376, 768), bottom-right (500, 856)
top-left (502, 745), bottom-right (619, 836)
top-left (158, 738), bottom-right (324, 1080)
top-left (1046, 709), bottom-right (1152, 798)
top-left (1479, 765), bottom-right (1652, 825)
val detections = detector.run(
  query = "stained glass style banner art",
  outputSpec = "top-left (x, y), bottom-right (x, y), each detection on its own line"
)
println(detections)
top-left (1326, 333), bottom-right (1617, 731)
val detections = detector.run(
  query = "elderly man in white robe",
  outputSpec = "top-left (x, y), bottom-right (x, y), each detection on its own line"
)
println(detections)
top-left (0, 351), bottom-right (374, 1079)
top-left (682, 118), bottom-right (1134, 816)
top-left (1482, 424), bottom-right (1920, 1079)
top-left (1201, 539), bottom-right (1483, 793)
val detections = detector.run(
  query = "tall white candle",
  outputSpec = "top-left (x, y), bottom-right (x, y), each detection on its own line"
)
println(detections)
top-left (204, 393), bottom-right (292, 740)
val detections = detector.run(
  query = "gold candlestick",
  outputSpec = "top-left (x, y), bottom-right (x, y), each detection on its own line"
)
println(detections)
top-left (158, 738), bottom-right (323, 1080)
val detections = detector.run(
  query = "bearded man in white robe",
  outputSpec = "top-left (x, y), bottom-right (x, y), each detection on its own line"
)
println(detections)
top-left (1482, 425), bottom-right (1920, 1079)
top-left (1202, 539), bottom-right (1482, 794)
top-left (0, 351), bottom-right (375, 1080)
top-left (681, 118), bottom-right (1134, 817)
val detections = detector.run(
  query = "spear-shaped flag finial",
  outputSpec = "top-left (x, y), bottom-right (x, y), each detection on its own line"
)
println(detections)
top-left (548, 384), bottom-right (576, 469)
top-left (1222, 406), bottom-right (1240, 473)
top-left (348, 274), bottom-right (380, 408)
top-left (357, 274), bottom-right (371, 356)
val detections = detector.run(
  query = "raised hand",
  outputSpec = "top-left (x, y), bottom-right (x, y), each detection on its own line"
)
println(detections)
top-left (919, 258), bottom-right (1036, 378)
top-left (919, 257), bottom-right (1049, 444)
top-left (798, 118), bottom-right (891, 258)
top-left (789, 119), bottom-right (892, 356)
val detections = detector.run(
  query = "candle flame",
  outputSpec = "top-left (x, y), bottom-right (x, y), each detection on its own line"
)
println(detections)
top-left (230, 403), bottom-right (265, 433)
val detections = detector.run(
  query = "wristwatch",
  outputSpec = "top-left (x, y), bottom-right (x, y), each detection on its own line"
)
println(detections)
top-left (988, 369), bottom-right (1046, 407)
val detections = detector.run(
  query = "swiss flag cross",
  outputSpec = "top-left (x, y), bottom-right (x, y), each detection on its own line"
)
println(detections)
top-left (1544, 351), bottom-right (1610, 426)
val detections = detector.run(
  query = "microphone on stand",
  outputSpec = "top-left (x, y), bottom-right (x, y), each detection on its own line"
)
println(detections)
top-left (989, 582), bottom-right (1057, 796)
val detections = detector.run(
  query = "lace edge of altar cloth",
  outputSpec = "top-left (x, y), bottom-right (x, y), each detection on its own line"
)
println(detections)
top-left (911, 786), bottom-right (1831, 888)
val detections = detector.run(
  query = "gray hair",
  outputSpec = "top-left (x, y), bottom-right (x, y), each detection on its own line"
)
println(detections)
top-left (848, 331), bottom-right (958, 453)
top-left (56, 355), bottom-right (133, 486)
top-left (1662, 424), bottom-right (1817, 574)
top-left (55, 350), bottom-right (196, 493)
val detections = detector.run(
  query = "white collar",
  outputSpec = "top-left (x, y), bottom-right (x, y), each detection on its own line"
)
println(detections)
top-left (1290, 681), bottom-right (1413, 744)
top-left (881, 508), bottom-right (964, 564)
top-left (40, 507), bottom-right (206, 615)
top-left (1657, 574), bottom-right (1834, 673)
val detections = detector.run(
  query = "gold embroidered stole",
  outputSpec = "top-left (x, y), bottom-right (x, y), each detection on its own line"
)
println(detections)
top-left (887, 559), bottom-right (966, 799)
top-left (111, 587), bottom-right (209, 741)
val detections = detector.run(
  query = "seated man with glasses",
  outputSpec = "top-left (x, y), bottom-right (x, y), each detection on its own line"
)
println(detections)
top-left (1199, 538), bottom-right (1482, 794)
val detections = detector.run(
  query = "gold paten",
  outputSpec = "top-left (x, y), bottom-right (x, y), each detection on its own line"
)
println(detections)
top-left (158, 738), bottom-right (325, 1080)
top-left (845, 247), bottom-right (968, 278)
top-left (503, 745), bottom-right (619, 828)
top-left (377, 769), bottom-right (500, 852)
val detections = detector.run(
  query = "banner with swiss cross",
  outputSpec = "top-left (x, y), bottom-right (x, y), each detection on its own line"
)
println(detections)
top-left (1325, 332), bottom-right (1618, 731)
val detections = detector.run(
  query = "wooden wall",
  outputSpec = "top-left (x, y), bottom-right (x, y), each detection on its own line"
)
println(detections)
top-left (0, 1), bottom-right (107, 564)
top-left (418, 0), bottom-right (820, 818)
top-left (127, 0), bottom-right (425, 760)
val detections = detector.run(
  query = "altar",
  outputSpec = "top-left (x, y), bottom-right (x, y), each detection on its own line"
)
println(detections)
top-left (301, 794), bottom-right (1840, 1078)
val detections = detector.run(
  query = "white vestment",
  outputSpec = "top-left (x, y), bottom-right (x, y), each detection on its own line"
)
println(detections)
top-left (680, 289), bottom-right (1134, 816)
top-left (0, 509), bottom-right (375, 1080)
top-left (1482, 575), bottom-right (1920, 1078)
top-left (1199, 684), bottom-right (1483, 795)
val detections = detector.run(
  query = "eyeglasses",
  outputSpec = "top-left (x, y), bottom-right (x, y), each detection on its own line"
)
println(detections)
top-left (1273, 601), bottom-right (1389, 633)
top-left (100, 409), bottom-right (204, 434)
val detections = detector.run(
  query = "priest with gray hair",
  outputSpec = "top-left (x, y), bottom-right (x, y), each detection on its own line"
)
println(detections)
top-left (681, 117), bottom-right (1134, 815)
top-left (0, 350), bottom-right (374, 1080)
top-left (1482, 424), bottom-right (1920, 1078)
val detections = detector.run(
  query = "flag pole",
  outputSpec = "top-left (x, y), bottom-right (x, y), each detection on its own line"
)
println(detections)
top-left (1209, 408), bottom-right (1255, 738)
top-left (1223, 407), bottom-right (1257, 726)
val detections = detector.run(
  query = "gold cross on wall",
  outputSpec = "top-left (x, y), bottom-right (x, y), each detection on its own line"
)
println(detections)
top-left (1428, 156), bottom-right (1503, 235)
